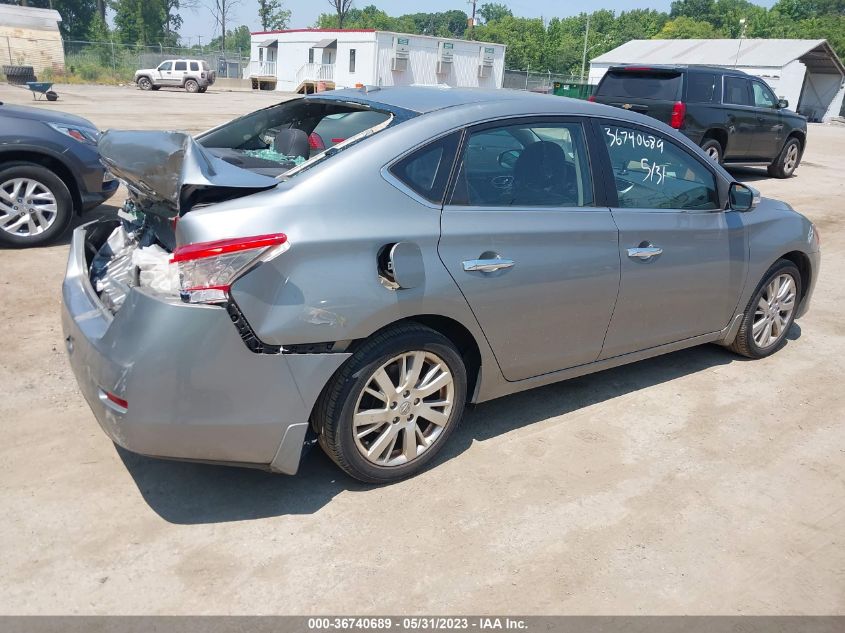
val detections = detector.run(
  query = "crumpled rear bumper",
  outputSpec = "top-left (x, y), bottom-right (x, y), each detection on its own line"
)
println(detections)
top-left (61, 221), bottom-right (349, 474)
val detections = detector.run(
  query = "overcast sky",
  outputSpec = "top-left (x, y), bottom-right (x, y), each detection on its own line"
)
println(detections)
top-left (178, 0), bottom-right (745, 43)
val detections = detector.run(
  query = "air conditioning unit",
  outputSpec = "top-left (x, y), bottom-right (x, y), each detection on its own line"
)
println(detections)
top-left (478, 45), bottom-right (494, 78)
top-left (392, 36), bottom-right (410, 72)
top-left (438, 41), bottom-right (454, 64)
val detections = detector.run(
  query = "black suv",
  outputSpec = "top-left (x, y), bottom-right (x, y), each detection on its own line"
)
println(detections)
top-left (591, 65), bottom-right (807, 178)
top-left (0, 103), bottom-right (119, 247)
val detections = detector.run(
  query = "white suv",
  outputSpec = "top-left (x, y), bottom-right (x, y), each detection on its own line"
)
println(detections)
top-left (134, 59), bottom-right (216, 93)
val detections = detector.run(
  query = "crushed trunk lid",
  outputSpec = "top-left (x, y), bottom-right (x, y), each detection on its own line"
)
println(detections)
top-left (98, 130), bottom-right (279, 218)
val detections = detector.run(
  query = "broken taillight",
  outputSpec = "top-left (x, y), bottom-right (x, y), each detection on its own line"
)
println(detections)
top-left (170, 233), bottom-right (289, 304)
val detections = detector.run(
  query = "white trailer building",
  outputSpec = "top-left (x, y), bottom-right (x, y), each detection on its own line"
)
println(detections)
top-left (246, 28), bottom-right (506, 93)
top-left (589, 39), bottom-right (845, 122)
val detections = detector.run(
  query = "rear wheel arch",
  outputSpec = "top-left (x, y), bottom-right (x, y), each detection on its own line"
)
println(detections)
top-left (0, 150), bottom-right (81, 213)
top-left (702, 128), bottom-right (728, 153)
top-left (345, 315), bottom-right (483, 404)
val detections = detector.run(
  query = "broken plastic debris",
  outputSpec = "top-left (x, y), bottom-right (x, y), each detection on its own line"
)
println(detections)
top-left (132, 244), bottom-right (179, 295)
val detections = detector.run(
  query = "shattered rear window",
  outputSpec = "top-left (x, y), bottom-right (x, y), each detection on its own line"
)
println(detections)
top-left (197, 99), bottom-right (392, 175)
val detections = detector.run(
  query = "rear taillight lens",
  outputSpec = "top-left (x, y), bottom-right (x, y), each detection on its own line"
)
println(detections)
top-left (587, 95), bottom-right (596, 102)
top-left (170, 233), bottom-right (289, 304)
top-left (670, 101), bottom-right (686, 129)
top-left (308, 132), bottom-right (325, 151)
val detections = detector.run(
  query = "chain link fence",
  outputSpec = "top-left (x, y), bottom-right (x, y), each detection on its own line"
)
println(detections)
top-left (503, 69), bottom-right (595, 98)
top-left (1, 36), bottom-right (248, 84)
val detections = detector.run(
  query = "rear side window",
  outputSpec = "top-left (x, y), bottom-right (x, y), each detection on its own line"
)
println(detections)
top-left (724, 77), bottom-right (752, 106)
top-left (174, 61), bottom-right (187, 71)
top-left (451, 121), bottom-right (593, 208)
top-left (202, 61), bottom-right (210, 70)
top-left (190, 61), bottom-right (200, 71)
top-left (601, 124), bottom-right (718, 211)
top-left (687, 73), bottom-right (719, 103)
top-left (390, 132), bottom-right (460, 204)
top-left (597, 70), bottom-right (682, 100)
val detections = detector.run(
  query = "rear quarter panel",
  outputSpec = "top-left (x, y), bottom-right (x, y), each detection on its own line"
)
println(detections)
top-left (176, 111), bottom-right (504, 399)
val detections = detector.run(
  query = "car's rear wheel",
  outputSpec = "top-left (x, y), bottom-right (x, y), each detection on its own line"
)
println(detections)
top-left (0, 163), bottom-right (73, 248)
top-left (701, 138), bottom-right (723, 164)
top-left (185, 79), bottom-right (199, 93)
top-left (137, 76), bottom-right (152, 91)
top-left (768, 137), bottom-right (802, 178)
top-left (729, 259), bottom-right (801, 359)
top-left (314, 324), bottom-right (467, 483)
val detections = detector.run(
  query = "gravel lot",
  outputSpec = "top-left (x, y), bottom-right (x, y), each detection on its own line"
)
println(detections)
top-left (0, 83), bottom-right (843, 615)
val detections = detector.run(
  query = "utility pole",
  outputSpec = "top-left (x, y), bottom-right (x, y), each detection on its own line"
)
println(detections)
top-left (580, 13), bottom-right (591, 83)
top-left (733, 18), bottom-right (748, 67)
top-left (467, 0), bottom-right (477, 32)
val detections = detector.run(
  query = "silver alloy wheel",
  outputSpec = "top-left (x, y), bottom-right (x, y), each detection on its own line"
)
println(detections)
top-left (353, 351), bottom-right (455, 466)
top-left (705, 146), bottom-right (720, 161)
top-left (752, 273), bottom-right (797, 349)
top-left (138, 77), bottom-right (151, 90)
top-left (784, 142), bottom-right (799, 173)
top-left (0, 177), bottom-right (58, 237)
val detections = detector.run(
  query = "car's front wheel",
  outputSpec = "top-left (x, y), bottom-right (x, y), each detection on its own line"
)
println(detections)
top-left (768, 137), bottom-right (802, 178)
top-left (0, 163), bottom-right (73, 248)
top-left (729, 259), bottom-right (801, 359)
top-left (314, 324), bottom-right (468, 483)
top-left (137, 76), bottom-right (152, 90)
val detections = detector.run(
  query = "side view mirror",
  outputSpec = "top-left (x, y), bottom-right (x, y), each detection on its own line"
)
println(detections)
top-left (777, 98), bottom-right (789, 109)
top-left (498, 149), bottom-right (521, 169)
top-left (729, 182), bottom-right (758, 212)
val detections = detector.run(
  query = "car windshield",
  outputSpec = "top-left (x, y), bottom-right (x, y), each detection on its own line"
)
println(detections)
top-left (197, 99), bottom-right (393, 176)
top-left (598, 70), bottom-right (683, 100)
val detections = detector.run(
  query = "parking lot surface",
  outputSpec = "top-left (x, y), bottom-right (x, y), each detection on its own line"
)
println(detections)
top-left (0, 83), bottom-right (843, 615)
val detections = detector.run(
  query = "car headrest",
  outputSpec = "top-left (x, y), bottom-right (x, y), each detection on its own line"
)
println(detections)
top-left (512, 141), bottom-right (574, 205)
top-left (274, 128), bottom-right (310, 159)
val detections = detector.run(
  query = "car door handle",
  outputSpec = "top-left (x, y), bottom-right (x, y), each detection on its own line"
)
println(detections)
top-left (627, 246), bottom-right (663, 260)
top-left (462, 258), bottom-right (515, 273)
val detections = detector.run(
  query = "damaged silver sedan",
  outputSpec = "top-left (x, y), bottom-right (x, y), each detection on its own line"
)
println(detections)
top-left (63, 88), bottom-right (819, 483)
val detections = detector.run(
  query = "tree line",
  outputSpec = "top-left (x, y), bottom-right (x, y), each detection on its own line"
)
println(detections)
top-left (1, 0), bottom-right (842, 72)
top-left (317, 1), bottom-right (845, 76)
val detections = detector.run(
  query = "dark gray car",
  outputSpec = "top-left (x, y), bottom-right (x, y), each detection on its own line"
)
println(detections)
top-left (62, 88), bottom-right (820, 483)
top-left (0, 103), bottom-right (118, 247)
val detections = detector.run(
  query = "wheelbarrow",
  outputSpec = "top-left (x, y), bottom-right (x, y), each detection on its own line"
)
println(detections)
top-left (24, 82), bottom-right (58, 102)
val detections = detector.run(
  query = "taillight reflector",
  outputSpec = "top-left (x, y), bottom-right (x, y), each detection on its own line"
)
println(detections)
top-left (105, 391), bottom-right (128, 409)
top-left (670, 101), bottom-right (686, 129)
top-left (587, 95), bottom-right (596, 102)
top-left (171, 234), bottom-right (288, 263)
top-left (331, 138), bottom-right (346, 144)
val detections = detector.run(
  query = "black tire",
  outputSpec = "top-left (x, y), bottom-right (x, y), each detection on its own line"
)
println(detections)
top-left (0, 163), bottom-right (74, 248)
top-left (701, 138), bottom-right (723, 164)
top-left (767, 137), bottom-right (802, 178)
top-left (185, 79), bottom-right (199, 93)
top-left (137, 76), bottom-right (152, 91)
top-left (198, 86), bottom-right (207, 93)
top-left (314, 323), bottom-right (468, 483)
top-left (45, 91), bottom-right (58, 102)
top-left (729, 259), bottom-right (801, 359)
top-left (151, 85), bottom-right (161, 91)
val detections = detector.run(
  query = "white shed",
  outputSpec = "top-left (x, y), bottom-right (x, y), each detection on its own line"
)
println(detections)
top-left (0, 4), bottom-right (65, 76)
top-left (246, 28), bottom-right (506, 93)
top-left (589, 39), bottom-right (845, 122)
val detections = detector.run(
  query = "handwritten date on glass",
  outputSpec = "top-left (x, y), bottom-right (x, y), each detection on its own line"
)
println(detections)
top-left (641, 158), bottom-right (667, 184)
top-left (605, 127), bottom-right (665, 153)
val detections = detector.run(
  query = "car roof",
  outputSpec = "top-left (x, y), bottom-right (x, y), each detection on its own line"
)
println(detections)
top-left (308, 86), bottom-right (602, 116)
top-left (607, 63), bottom-right (749, 76)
